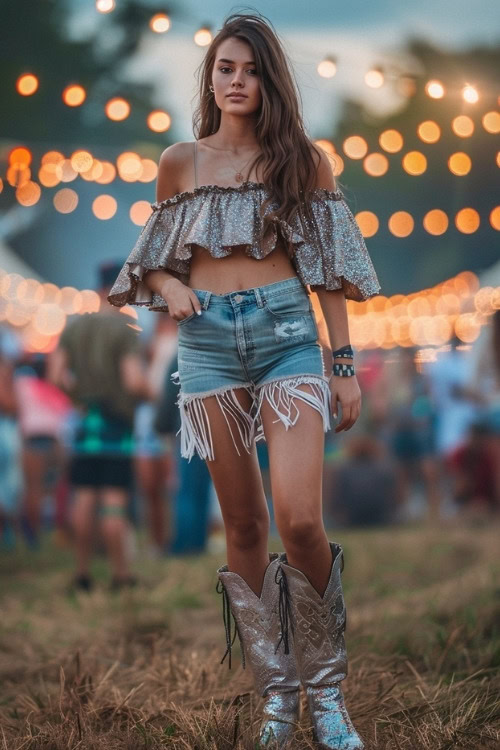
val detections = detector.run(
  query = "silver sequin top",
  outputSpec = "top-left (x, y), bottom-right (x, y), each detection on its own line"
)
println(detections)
top-left (107, 181), bottom-right (380, 311)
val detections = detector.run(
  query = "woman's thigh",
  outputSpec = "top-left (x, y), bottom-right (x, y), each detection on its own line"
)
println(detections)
top-left (200, 388), bottom-right (269, 527)
top-left (259, 383), bottom-right (326, 528)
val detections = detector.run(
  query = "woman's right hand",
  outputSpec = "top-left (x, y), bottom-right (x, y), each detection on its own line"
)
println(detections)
top-left (161, 278), bottom-right (202, 321)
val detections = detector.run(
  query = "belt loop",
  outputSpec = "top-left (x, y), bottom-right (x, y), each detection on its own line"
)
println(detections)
top-left (203, 291), bottom-right (211, 310)
top-left (254, 287), bottom-right (263, 308)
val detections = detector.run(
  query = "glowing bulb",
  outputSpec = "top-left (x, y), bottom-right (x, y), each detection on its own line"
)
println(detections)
top-left (365, 68), bottom-right (384, 88)
top-left (317, 57), bottom-right (337, 79)
top-left (17, 74), bottom-right (39, 96)
top-left (462, 84), bottom-right (479, 103)
top-left (194, 27), bottom-right (212, 46)
top-left (425, 80), bottom-right (444, 99)
top-left (150, 13), bottom-right (171, 33)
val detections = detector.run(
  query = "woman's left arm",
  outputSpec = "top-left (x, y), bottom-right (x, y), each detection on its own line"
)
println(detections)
top-left (312, 287), bottom-right (361, 431)
top-left (310, 144), bottom-right (361, 431)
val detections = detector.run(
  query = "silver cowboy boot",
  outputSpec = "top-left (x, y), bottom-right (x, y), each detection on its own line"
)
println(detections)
top-left (276, 543), bottom-right (363, 750)
top-left (216, 553), bottom-right (301, 748)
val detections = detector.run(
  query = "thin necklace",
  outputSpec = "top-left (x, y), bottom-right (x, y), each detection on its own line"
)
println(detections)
top-left (204, 141), bottom-right (260, 182)
top-left (225, 150), bottom-right (258, 182)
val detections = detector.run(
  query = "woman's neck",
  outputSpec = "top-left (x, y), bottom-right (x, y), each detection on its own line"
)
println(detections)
top-left (209, 117), bottom-right (259, 153)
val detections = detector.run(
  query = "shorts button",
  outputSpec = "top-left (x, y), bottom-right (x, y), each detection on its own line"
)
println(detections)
top-left (234, 294), bottom-right (243, 302)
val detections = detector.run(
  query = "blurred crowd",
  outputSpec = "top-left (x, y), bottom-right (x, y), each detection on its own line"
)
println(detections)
top-left (1, 263), bottom-right (499, 590)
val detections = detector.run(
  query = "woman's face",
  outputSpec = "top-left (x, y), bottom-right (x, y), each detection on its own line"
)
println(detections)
top-left (211, 36), bottom-right (262, 116)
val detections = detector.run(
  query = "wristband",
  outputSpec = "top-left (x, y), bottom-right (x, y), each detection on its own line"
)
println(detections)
top-left (332, 344), bottom-right (354, 360)
top-left (332, 362), bottom-right (355, 377)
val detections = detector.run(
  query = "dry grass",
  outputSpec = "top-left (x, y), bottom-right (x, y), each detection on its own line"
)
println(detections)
top-left (0, 523), bottom-right (499, 749)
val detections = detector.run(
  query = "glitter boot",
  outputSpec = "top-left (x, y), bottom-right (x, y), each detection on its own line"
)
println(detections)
top-left (277, 543), bottom-right (364, 749)
top-left (217, 553), bottom-right (300, 748)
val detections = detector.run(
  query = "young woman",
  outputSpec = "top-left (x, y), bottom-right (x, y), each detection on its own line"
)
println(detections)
top-left (108, 12), bottom-right (380, 749)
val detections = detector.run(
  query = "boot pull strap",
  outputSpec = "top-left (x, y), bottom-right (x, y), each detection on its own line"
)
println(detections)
top-left (274, 565), bottom-right (293, 655)
top-left (216, 579), bottom-right (244, 669)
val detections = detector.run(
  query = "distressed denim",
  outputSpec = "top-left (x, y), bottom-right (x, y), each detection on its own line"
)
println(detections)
top-left (171, 276), bottom-right (331, 461)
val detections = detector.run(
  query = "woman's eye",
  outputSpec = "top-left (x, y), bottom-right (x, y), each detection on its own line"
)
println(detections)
top-left (219, 67), bottom-right (258, 75)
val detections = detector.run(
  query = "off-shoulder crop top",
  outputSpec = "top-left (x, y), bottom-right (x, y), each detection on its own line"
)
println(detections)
top-left (107, 180), bottom-right (380, 312)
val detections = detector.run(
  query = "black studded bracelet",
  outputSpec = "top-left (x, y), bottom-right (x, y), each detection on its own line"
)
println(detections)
top-left (332, 362), bottom-right (355, 377)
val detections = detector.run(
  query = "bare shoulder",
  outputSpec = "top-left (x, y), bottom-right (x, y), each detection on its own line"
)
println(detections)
top-left (156, 141), bottom-right (194, 201)
top-left (309, 142), bottom-right (337, 192)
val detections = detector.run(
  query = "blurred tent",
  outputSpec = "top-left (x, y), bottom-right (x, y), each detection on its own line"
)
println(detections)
top-left (478, 258), bottom-right (500, 287)
top-left (0, 240), bottom-right (44, 281)
top-left (0, 201), bottom-right (45, 279)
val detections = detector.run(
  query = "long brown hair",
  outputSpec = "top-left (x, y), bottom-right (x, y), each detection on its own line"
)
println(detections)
top-left (192, 10), bottom-right (335, 254)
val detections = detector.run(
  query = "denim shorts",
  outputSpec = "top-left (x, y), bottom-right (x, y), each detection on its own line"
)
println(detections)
top-left (171, 276), bottom-right (332, 462)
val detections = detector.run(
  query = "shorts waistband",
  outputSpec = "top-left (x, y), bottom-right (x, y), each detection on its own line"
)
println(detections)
top-left (190, 276), bottom-right (305, 309)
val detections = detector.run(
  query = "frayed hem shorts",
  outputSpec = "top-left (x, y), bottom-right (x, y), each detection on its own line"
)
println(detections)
top-left (171, 276), bottom-right (332, 462)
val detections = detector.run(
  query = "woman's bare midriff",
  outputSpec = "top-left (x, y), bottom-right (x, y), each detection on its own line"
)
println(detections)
top-left (187, 241), bottom-right (298, 295)
top-left (178, 139), bottom-right (300, 294)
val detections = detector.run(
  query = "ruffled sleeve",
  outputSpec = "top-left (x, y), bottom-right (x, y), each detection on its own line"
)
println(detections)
top-left (107, 201), bottom-right (189, 312)
top-left (291, 191), bottom-right (381, 301)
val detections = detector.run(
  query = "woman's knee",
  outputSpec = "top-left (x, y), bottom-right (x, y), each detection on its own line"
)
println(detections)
top-left (224, 511), bottom-right (270, 550)
top-left (275, 511), bottom-right (324, 548)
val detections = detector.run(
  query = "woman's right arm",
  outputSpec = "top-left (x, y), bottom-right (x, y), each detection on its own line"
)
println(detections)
top-left (144, 144), bottom-right (201, 319)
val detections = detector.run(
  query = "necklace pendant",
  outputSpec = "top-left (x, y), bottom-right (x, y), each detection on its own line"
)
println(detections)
top-left (235, 171), bottom-right (244, 182)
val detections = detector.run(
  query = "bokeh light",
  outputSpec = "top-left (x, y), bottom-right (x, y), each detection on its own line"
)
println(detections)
top-left (489, 206), bottom-right (500, 230)
top-left (365, 67), bottom-right (384, 88)
top-left (448, 152), bottom-right (472, 176)
top-left (53, 188), bottom-right (79, 214)
top-left (462, 84), bottom-right (479, 103)
top-left (455, 208), bottom-right (480, 234)
top-left (402, 151), bottom-right (427, 175)
top-left (379, 130), bottom-right (404, 153)
top-left (452, 115), bottom-right (474, 137)
top-left (17, 74), bottom-right (39, 96)
top-left (423, 209), bottom-right (449, 235)
top-left (425, 80), bottom-right (445, 98)
top-left (483, 111), bottom-right (500, 133)
top-left (92, 195), bottom-right (117, 219)
top-left (317, 57), bottom-right (337, 78)
top-left (96, 0), bottom-right (115, 13)
top-left (105, 98), bottom-right (130, 121)
top-left (343, 136), bottom-right (368, 159)
top-left (147, 110), bottom-right (171, 133)
top-left (16, 181), bottom-right (41, 206)
top-left (355, 211), bottom-right (379, 238)
top-left (417, 121), bottom-right (441, 143)
top-left (388, 211), bottom-right (414, 237)
top-left (194, 26), bottom-right (212, 46)
top-left (150, 13), bottom-right (171, 33)
top-left (363, 152), bottom-right (389, 177)
top-left (63, 85), bottom-right (86, 107)
top-left (130, 201), bottom-right (153, 226)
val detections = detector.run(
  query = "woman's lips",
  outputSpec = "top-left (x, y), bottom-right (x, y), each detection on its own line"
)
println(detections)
top-left (227, 94), bottom-right (247, 100)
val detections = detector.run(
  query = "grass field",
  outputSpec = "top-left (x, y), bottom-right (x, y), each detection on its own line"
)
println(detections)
top-left (0, 523), bottom-right (499, 749)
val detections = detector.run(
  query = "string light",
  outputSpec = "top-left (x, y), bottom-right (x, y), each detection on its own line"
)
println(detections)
top-left (150, 14), bottom-right (171, 33)
top-left (317, 56), bottom-right (337, 79)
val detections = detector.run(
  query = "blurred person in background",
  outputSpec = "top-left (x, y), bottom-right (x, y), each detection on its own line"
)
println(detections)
top-left (452, 308), bottom-right (500, 514)
top-left (154, 351), bottom-right (214, 555)
top-left (448, 422), bottom-right (497, 519)
top-left (0, 325), bottom-right (23, 549)
top-left (330, 434), bottom-right (398, 527)
top-left (380, 347), bottom-right (439, 521)
top-left (134, 313), bottom-right (178, 557)
top-left (423, 336), bottom-right (480, 516)
top-left (13, 353), bottom-right (72, 547)
top-left (48, 261), bottom-right (154, 592)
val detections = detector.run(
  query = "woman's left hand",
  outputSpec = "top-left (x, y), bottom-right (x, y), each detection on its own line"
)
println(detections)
top-left (329, 374), bottom-right (361, 432)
